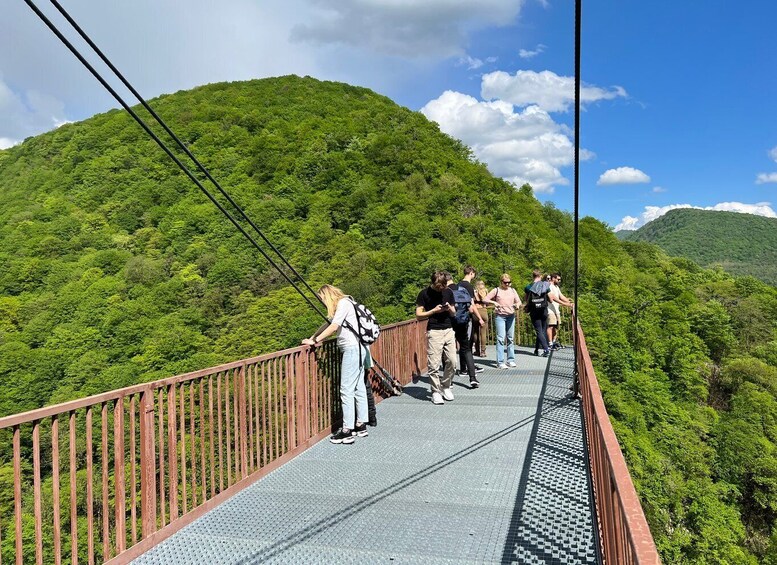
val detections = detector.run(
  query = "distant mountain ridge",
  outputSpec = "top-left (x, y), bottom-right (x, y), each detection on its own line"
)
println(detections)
top-left (620, 208), bottom-right (777, 285)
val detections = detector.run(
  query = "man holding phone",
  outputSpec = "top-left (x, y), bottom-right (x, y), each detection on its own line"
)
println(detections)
top-left (416, 271), bottom-right (457, 405)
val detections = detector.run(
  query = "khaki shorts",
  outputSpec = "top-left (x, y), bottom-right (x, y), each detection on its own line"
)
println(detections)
top-left (547, 309), bottom-right (559, 326)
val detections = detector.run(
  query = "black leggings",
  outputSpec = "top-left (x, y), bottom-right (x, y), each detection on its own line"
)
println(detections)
top-left (531, 314), bottom-right (549, 353)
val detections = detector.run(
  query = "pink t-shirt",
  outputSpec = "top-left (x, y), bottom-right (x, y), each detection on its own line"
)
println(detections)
top-left (485, 287), bottom-right (522, 316)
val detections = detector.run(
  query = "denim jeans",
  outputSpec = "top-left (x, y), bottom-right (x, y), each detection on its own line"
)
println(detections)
top-left (495, 314), bottom-right (516, 364)
top-left (340, 344), bottom-right (368, 430)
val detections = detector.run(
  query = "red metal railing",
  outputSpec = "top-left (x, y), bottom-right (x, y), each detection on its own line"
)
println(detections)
top-left (0, 314), bottom-right (657, 564)
top-left (575, 318), bottom-right (661, 564)
top-left (0, 319), bottom-right (425, 565)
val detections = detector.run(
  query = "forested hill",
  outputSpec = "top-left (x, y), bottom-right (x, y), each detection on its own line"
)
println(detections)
top-left (2, 75), bottom-right (777, 562)
top-left (621, 208), bottom-right (777, 284)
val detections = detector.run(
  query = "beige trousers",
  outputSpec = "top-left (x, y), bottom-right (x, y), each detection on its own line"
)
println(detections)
top-left (426, 328), bottom-right (456, 393)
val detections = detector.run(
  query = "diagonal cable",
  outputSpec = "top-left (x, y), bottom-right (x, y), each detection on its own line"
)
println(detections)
top-left (22, 0), bottom-right (330, 323)
top-left (44, 0), bottom-right (326, 319)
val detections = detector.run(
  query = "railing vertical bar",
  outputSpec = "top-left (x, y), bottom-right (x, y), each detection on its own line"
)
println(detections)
top-left (13, 425), bottom-right (23, 565)
top-left (217, 373), bottom-right (224, 493)
top-left (237, 365), bottom-right (247, 479)
top-left (286, 356), bottom-right (296, 450)
top-left (265, 361), bottom-right (273, 463)
top-left (32, 420), bottom-right (43, 565)
top-left (208, 376), bottom-right (216, 498)
top-left (179, 383), bottom-right (188, 514)
top-left (68, 412), bottom-right (78, 565)
top-left (101, 403), bottom-right (110, 562)
top-left (199, 380), bottom-right (207, 502)
top-left (131, 395), bottom-right (139, 542)
top-left (167, 384), bottom-right (179, 520)
top-left (155, 390), bottom-right (165, 529)
top-left (189, 383), bottom-right (197, 508)
top-left (247, 364), bottom-right (255, 472)
top-left (251, 363), bottom-right (266, 469)
top-left (139, 388), bottom-right (157, 538)
top-left (85, 407), bottom-right (94, 565)
top-left (225, 371), bottom-right (232, 487)
top-left (51, 416), bottom-right (62, 565)
top-left (114, 399), bottom-right (126, 554)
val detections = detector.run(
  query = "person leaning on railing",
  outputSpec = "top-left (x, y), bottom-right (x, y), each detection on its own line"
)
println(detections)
top-left (302, 285), bottom-right (371, 444)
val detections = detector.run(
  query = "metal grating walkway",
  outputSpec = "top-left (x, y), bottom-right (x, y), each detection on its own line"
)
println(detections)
top-left (134, 346), bottom-right (599, 564)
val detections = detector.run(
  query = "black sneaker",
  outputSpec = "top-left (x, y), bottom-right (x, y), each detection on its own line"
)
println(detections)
top-left (475, 366), bottom-right (484, 374)
top-left (541, 350), bottom-right (550, 358)
top-left (368, 419), bottom-right (378, 427)
top-left (533, 350), bottom-right (539, 356)
top-left (354, 423), bottom-right (369, 437)
top-left (469, 377), bottom-right (480, 389)
top-left (330, 428), bottom-right (355, 444)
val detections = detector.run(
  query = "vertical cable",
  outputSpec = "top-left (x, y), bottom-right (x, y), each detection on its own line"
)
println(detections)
top-left (573, 0), bottom-right (582, 394)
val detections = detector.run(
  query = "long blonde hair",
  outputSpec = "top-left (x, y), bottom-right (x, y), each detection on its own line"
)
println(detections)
top-left (475, 279), bottom-right (488, 301)
top-left (317, 284), bottom-right (347, 318)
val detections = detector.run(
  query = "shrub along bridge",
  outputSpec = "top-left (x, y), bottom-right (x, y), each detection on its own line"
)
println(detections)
top-left (0, 315), bottom-right (659, 564)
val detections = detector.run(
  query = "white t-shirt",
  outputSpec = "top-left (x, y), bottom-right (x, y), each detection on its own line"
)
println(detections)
top-left (548, 283), bottom-right (561, 317)
top-left (332, 297), bottom-right (360, 348)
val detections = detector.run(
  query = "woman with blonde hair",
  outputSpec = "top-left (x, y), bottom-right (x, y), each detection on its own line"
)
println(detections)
top-left (473, 280), bottom-right (489, 357)
top-left (484, 274), bottom-right (522, 369)
top-left (302, 285), bottom-right (368, 444)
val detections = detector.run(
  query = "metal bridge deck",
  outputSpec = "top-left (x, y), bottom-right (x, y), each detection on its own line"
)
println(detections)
top-left (134, 346), bottom-right (599, 564)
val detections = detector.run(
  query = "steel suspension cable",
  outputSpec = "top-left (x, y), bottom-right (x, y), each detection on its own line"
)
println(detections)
top-left (22, 0), bottom-right (331, 324)
top-left (573, 0), bottom-right (581, 394)
top-left (44, 0), bottom-right (326, 319)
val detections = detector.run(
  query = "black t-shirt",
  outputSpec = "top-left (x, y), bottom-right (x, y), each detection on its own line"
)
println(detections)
top-left (416, 286), bottom-right (455, 330)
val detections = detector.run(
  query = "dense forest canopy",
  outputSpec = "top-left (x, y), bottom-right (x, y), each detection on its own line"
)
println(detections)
top-left (2, 75), bottom-right (777, 563)
top-left (620, 208), bottom-right (777, 285)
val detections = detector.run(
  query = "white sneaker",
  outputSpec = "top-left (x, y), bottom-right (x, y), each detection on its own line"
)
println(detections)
top-left (431, 392), bottom-right (444, 405)
top-left (507, 361), bottom-right (517, 368)
top-left (442, 388), bottom-right (455, 401)
top-left (497, 363), bottom-right (508, 370)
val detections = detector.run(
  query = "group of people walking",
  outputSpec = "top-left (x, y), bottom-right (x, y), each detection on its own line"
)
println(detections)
top-left (302, 267), bottom-right (573, 443)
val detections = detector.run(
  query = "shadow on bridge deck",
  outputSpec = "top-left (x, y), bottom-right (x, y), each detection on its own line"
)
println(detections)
top-left (134, 346), bottom-right (599, 564)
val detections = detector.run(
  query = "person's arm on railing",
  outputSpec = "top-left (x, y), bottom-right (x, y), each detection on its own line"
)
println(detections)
top-left (302, 321), bottom-right (338, 347)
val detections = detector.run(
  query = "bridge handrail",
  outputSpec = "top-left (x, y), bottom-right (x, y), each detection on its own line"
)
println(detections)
top-left (575, 317), bottom-right (661, 564)
top-left (0, 314), bottom-right (659, 564)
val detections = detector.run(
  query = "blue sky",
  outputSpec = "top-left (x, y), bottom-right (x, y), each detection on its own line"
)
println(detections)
top-left (2, 0), bottom-right (776, 230)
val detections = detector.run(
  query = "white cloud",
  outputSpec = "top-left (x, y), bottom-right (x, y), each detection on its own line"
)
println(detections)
top-left (0, 76), bottom-right (70, 144)
top-left (769, 146), bottom-right (777, 163)
top-left (652, 186), bottom-right (666, 193)
top-left (615, 201), bottom-right (777, 231)
top-left (291, 0), bottom-right (526, 58)
top-left (597, 167), bottom-right (651, 186)
top-left (0, 137), bottom-right (20, 149)
top-left (481, 70), bottom-right (627, 113)
top-left (421, 90), bottom-right (594, 193)
top-left (519, 44), bottom-right (546, 59)
top-left (756, 172), bottom-right (777, 184)
top-left (458, 55), bottom-right (484, 70)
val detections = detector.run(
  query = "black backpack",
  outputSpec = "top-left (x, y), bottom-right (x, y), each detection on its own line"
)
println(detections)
top-left (349, 299), bottom-right (380, 344)
top-left (528, 287), bottom-right (549, 314)
top-left (451, 285), bottom-right (472, 325)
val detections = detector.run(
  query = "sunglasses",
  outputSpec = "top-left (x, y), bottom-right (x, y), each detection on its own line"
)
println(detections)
top-left (501, 280), bottom-right (512, 284)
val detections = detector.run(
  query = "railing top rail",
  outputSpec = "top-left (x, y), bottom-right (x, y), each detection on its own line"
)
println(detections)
top-left (576, 319), bottom-right (660, 563)
top-left (0, 317), bottom-right (415, 430)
